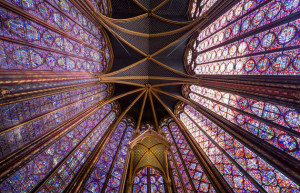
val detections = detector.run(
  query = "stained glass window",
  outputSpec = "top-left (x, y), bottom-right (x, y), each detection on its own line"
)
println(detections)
top-left (188, 0), bottom-right (219, 19)
top-left (87, 0), bottom-right (111, 15)
top-left (82, 117), bottom-right (135, 193)
top-left (183, 84), bottom-right (300, 160)
top-left (133, 167), bottom-right (166, 193)
top-left (0, 0), bottom-right (112, 72)
top-left (186, 0), bottom-right (300, 75)
top-left (175, 102), bottom-right (300, 192)
top-left (0, 84), bottom-right (112, 159)
top-left (0, 102), bottom-right (119, 193)
top-left (160, 117), bottom-right (216, 192)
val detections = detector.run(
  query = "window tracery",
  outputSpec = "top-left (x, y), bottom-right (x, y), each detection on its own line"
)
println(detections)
top-left (82, 117), bottom-right (135, 193)
top-left (0, 102), bottom-right (119, 193)
top-left (186, 0), bottom-right (300, 76)
top-left (87, 0), bottom-right (111, 16)
top-left (175, 102), bottom-right (300, 192)
top-left (132, 167), bottom-right (166, 193)
top-left (0, 84), bottom-right (111, 159)
top-left (160, 117), bottom-right (216, 192)
top-left (0, 0), bottom-right (112, 72)
top-left (183, 84), bottom-right (300, 159)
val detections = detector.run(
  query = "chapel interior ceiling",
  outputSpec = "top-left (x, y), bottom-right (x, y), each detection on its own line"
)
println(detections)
top-left (1, 0), bottom-right (300, 192)
top-left (85, 0), bottom-right (215, 126)
top-left (92, 0), bottom-right (238, 127)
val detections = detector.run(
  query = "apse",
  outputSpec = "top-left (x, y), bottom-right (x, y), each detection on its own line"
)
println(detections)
top-left (0, 0), bottom-right (299, 193)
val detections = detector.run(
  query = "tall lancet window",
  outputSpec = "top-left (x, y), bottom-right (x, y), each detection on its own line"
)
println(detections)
top-left (185, 0), bottom-right (300, 76)
top-left (182, 84), bottom-right (300, 158)
top-left (82, 117), bottom-right (135, 193)
top-left (175, 102), bottom-right (299, 192)
top-left (133, 167), bottom-right (166, 193)
top-left (160, 117), bottom-right (216, 193)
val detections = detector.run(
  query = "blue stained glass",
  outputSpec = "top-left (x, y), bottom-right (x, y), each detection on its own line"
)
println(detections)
top-left (284, 111), bottom-right (300, 127)
top-left (30, 50), bottom-right (43, 68)
top-left (258, 123), bottom-right (275, 140)
top-left (57, 0), bottom-right (70, 12)
top-left (186, 0), bottom-right (300, 76)
top-left (66, 58), bottom-right (75, 70)
top-left (278, 26), bottom-right (297, 44)
top-left (7, 18), bottom-right (26, 39)
top-left (257, 58), bottom-right (270, 72)
top-left (58, 56), bottom-right (66, 68)
top-left (272, 55), bottom-right (290, 71)
top-left (283, 0), bottom-right (300, 11)
top-left (34, 160), bottom-right (49, 174)
top-left (64, 39), bottom-right (73, 52)
top-left (46, 55), bottom-right (56, 68)
top-left (178, 104), bottom-right (300, 191)
top-left (266, 2), bottom-right (282, 20)
top-left (83, 117), bottom-right (134, 192)
top-left (244, 0), bottom-right (254, 11)
top-left (236, 114), bottom-right (246, 125)
top-left (253, 11), bottom-right (264, 26)
top-left (42, 31), bottom-right (54, 46)
top-left (133, 167), bottom-right (166, 193)
top-left (245, 59), bottom-right (256, 72)
top-left (38, 3), bottom-right (52, 19)
top-left (55, 37), bottom-right (64, 50)
top-left (232, 24), bottom-right (240, 36)
top-left (13, 49), bottom-right (30, 67)
top-left (249, 37), bottom-right (260, 51)
top-left (22, 0), bottom-right (36, 9)
top-left (261, 33), bottom-right (276, 48)
top-left (293, 54), bottom-right (300, 70)
top-left (25, 21), bottom-right (40, 41)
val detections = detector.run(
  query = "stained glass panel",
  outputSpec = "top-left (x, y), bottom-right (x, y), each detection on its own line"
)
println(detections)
top-left (186, 0), bottom-right (300, 76)
top-left (0, 0), bottom-right (112, 72)
top-left (82, 117), bottom-right (135, 193)
top-left (132, 167), bottom-right (166, 193)
top-left (0, 102), bottom-right (118, 193)
top-left (175, 103), bottom-right (300, 192)
top-left (160, 118), bottom-right (216, 192)
top-left (0, 84), bottom-right (110, 159)
top-left (185, 84), bottom-right (300, 160)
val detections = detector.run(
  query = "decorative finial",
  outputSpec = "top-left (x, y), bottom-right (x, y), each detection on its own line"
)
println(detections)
top-left (0, 88), bottom-right (10, 98)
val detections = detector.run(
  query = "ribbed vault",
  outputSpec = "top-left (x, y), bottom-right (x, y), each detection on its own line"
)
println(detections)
top-left (1, 0), bottom-right (300, 192)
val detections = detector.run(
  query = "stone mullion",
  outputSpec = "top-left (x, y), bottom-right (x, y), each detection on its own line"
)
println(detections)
top-left (118, 150), bottom-right (131, 193)
top-left (0, 88), bottom-right (106, 135)
top-left (0, 36), bottom-right (102, 63)
top-left (32, 108), bottom-right (114, 192)
top-left (0, 97), bottom-right (107, 180)
top-left (0, 0), bottom-right (104, 53)
top-left (172, 118), bottom-right (233, 193)
top-left (196, 79), bottom-right (300, 108)
top-left (168, 151), bottom-right (188, 193)
top-left (187, 99), bottom-right (300, 184)
top-left (165, 123), bottom-right (198, 192)
top-left (166, 157), bottom-right (177, 193)
top-left (147, 167), bottom-right (151, 193)
top-left (183, 111), bottom-right (267, 193)
top-left (0, 82), bottom-right (98, 105)
top-left (190, 91), bottom-right (300, 138)
top-left (100, 123), bottom-right (131, 193)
